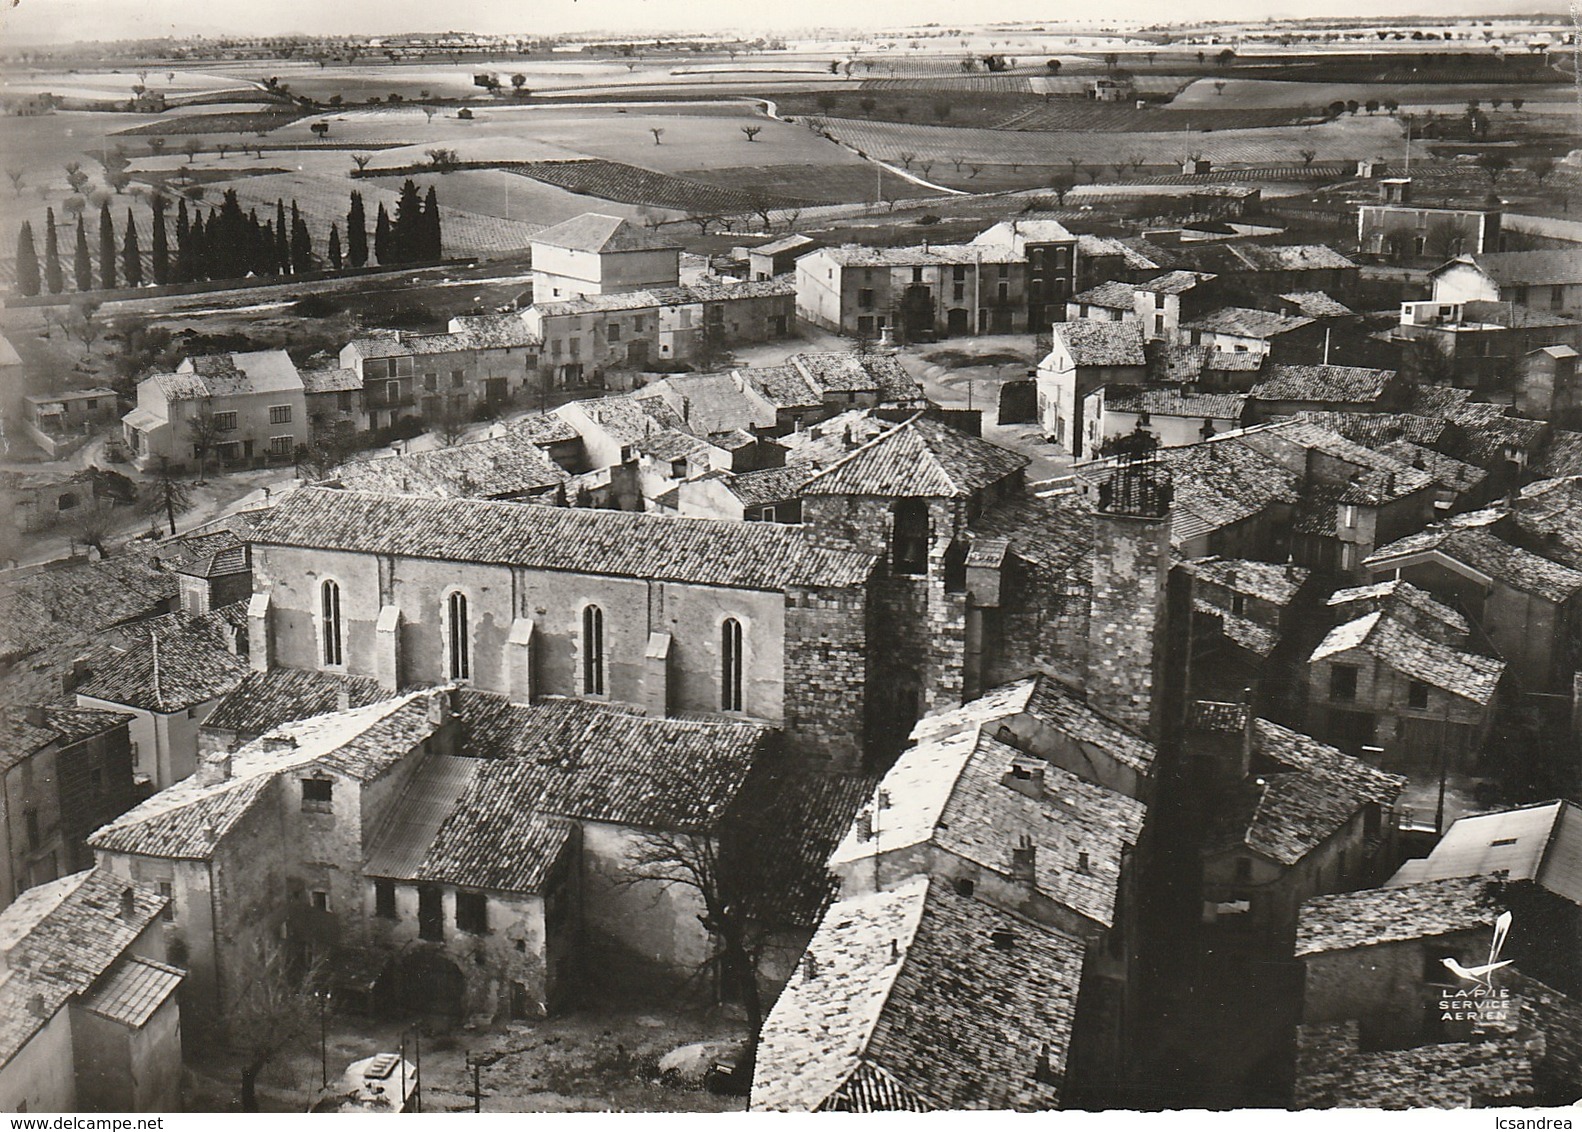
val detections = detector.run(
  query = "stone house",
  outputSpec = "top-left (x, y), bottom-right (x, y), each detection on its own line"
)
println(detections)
top-left (339, 319), bottom-right (542, 433)
top-left (1430, 251), bottom-right (1582, 319)
top-left (0, 706), bottom-right (136, 908)
top-left (1393, 299), bottom-right (1582, 394)
top-left (299, 366), bottom-right (366, 439)
top-left (1181, 307), bottom-right (1324, 365)
top-left (22, 389), bottom-right (119, 459)
top-left (1195, 712), bottom-right (1406, 947)
top-left (1517, 344), bottom-right (1580, 422)
top-left (122, 351), bottom-right (307, 473)
top-left (971, 217), bottom-right (1078, 328)
top-left (1184, 557), bottom-right (1311, 697)
top-left (72, 604), bottom-right (251, 790)
top-left (748, 234), bottom-right (819, 281)
top-left (1037, 321), bottom-right (1148, 457)
top-left (528, 212), bottom-right (681, 301)
top-left (795, 243), bottom-right (1028, 342)
top-left (1357, 184), bottom-right (1503, 259)
top-left (1246, 364), bottom-right (1404, 422)
top-left (0, 870), bottom-right (182, 1114)
top-left (1366, 515), bottom-right (1582, 695)
top-left (634, 370), bottom-right (780, 436)
top-left (751, 876), bottom-right (1085, 1111)
top-left (1085, 387), bottom-right (1246, 454)
top-left (1306, 580), bottom-right (1504, 806)
top-left (1174, 245), bottom-right (1360, 303)
top-left (246, 485), bottom-right (877, 769)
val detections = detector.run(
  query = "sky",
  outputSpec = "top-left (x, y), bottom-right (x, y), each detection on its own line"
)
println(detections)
top-left (0, 0), bottom-right (1563, 45)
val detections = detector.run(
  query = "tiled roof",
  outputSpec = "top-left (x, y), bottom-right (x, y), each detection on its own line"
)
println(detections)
top-left (1251, 363), bottom-right (1395, 404)
top-left (531, 212), bottom-right (681, 254)
top-left (832, 723), bottom-right (1146, 930)
top-left (299, 367), bottom-right (363, 394)
top-left (0, 551), bottom-right (178, 661)
top-left (562, 393), bottom-right (692, 444)
top-left (1104, 387), bottom-right (1246, 420)
top-left (1190, 557), bottom-right (1307, 605)
top-left (1295, 1020), bottom-right (1537, 1108)
top-left (1280, 291), bottom-right (1353, 318)
top-left (1508, 477), bottom-right (1582, 572)
top-left (633, 428), bottom-right (715, 463)
top-left (1295, 875), bottom-right (1501, 956)
top-left (1372, 439), bottom-right (1486, 495)
top-left (1460, 300), bottom-right (1579, 330)
top-left (1242, 419), bottom-right (1434, 500)
top-left (726, 465), bottom-right (813, 508)
top-left (1311, 611), bottom-right (1504, 704)
top-left (1023, 674), bottom-right (1157, 777)
top-left (1447, 406), bottom-right (1549, 465)
top-left (730, 764), bottom-right (881, 928)
top-left (969, 492), bottom-right (1092, 579)
top-left (0, 869), bottom-right (169, 1065)
top-left (751, 233), bottom-right (817, 257)
top-left (1053, 321), bottom-right (1146, 367)
top-left (1184, 307), bottom-right (1315, 339)
top-left (1209, 720), bottom-right (1405, 865)
top-left (447, 312), bottom-right (544, 349)
top-left (1406, 384), bottom-right (1474, 419)
top-left (1076, 234), bottom-right (1161, 271)
top-left (1456, 250), bottom-right (1582, 287)
top-left (637, 372), bottom-right (777, 435)
top-left (802, 415), bottom-right (1027, 499)
top-left (202, 668), bottom-right (386, 740)
top-left (82, 955), bottom-right (185, 1028)
top-left (1535, 431), bottom-right (1582, 479)
top-left (739, 363), bottom-right (822, 410)
top-left (751, 877), bottom-right (1080, 1112)
top-left (253, 487), bottom-right (875, 591)
top-left (171, 542), bottom-right (249, 580)
top-left (329, 434), bottom-right (568, 499)
top-left (1367, 522), bottom-right (1582, 603)
top-left (814, 242), bottom-right (1021, 267)
top-left (74, 606), bottom-right (250, 714)
top-left (1222, 244), bottom-right (1358, 273)
top-left (789, 353), bottom-right (923, 401)
top-left (510, 413), bottom-right (582, 446)
top-left (1326, 577), bottom-right (1471, 640)
top-left (0, 706), bottom-right (132, 774)
top-left (91, 692), bottom-right (443, 860)
top-left (1070, 280), bottom-right (1136, 309)
top-left (1141, 270), bottom-right (1214, 295)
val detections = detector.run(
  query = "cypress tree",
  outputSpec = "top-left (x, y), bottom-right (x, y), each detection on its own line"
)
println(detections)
top-left (151, 196), bottom-right (169, 285)
top-left (393, 178), bottom-right (423, 263)
top-left (347, 191), bottom-right (367, 268)
top-left (73, 215), bottom-right (91, 291)
top-left (290, 212), bottom-right (311, 275)
top-left (327, 223), bottom-right (342, 271)
top-left (14, 221), bottom-right (40, 297)
top-left (98, 202), bottom-right (116, 291)
top-left (423, 185), bottom-right (442, 260)
top-left (261, 221), bottom-right (276, 275)
top-left (373, 202), bottom-right (391, 265)
top-left (43, 209), bottom-right (63, 294)
top-left (275, 199), bottom-right (289, 274)
top-left (122, 209), bottom-right (143, 287)
top-left (246, 209), bottom-right (267, 276)
top-left (190, 212), bottom-right (207, 280)
top-left (174, 198), bottom-right (191, 284)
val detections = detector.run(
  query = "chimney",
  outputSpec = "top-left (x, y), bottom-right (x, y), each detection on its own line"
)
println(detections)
top-left (260, 735), bottom-right (297, 755)
top-left (856, 811), bottom-right (874, 841)
top-left (64, 655), bottom-right (92, 694)
top-left (1077, 850), bottom-right (1091, 874)
top-left (426, 689), bottom-right (451, 728)
top-left (23, 705), bottom-right (46, 728)
top-left (801, 954), bottom-right (820, 982)
top-left (1238, 687), bottom-right (1256, 779)
top-left (889, 938), bottom-right (899, 963)
top-left (335, 687), bottom-right (352, 713)
top-left (1009, 834), bottom-right (1037, 884)
top-left (1003, 761), bottom-right (1047, 800)
top-left (120, 886), bottom-right (137, 921)
top-left (196, 752), bottom-right (232, 786)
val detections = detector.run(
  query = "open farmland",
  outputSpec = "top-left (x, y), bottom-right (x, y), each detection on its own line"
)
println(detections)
top-left (365, 168), bottom-right (683, 226)
top-left (808, 112), bottom-right (1408, 172)
top-left (0, 68), bottom-right (258, 104)
top-left (1172, 76), bottom-right (1579, 112)
top-left (505, 160), bottom-right (782, 213)
top-left (680, 162), bottom-right (931, 205)
top-left (114, 110), bottom-right (307, 137)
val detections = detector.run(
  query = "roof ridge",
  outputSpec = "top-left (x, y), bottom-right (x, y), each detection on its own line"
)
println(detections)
top-left (800, 412), bottom-right (924, 490)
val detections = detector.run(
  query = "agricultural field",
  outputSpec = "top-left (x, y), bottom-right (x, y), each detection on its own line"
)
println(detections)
top-left (114, 110), bottom-right (307, 137)
top-left (807, 112), bottom-right (1407, 174)
top-left (1171, 76), bottom-right (1578, 112)
top-left (680, 162), bottom-right (931, 205)
top-left (366, 168), bottom-right (679, 226)
top-left (0, 68), bottom-right (258, 104)
top-left (506, 160), bottom-right (776, 213)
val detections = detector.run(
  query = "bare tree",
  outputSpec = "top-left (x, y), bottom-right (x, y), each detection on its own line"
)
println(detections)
top-left (689, 212), bottom-right (722, 236)
top-left (351, 154), bottom-right (373, 172)
top-left (67, 297), bottom-right (103, 354)
top-left (433, 398), bottom-right (472, 447)
top-left (1528, 155), bottom-right (1555, 184)
top-left (187, 400), bottom-right (225, 483)
top-left (741, 125), bottom-right (762, 142)
top-left (1299, 148), bottom-right (1317, 167)
top-left (228, 939), bottom-right (323, 1112)
top-left (968, 163), bottom-right (983, 179)
top-left (422, 106), bottom-right (437, 125)
top-left (5, 169), bottom-right (23, 196)
top-left (143, 457), bottom-right (193, 537)
top-left (650, 127), bottom-right (665, 146)
top-left (897, 151), bottom-right (915, 169)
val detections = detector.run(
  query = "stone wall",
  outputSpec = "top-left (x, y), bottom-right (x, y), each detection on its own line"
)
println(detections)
top-left (783, 585), bottom-right (868, 770)
top-left (1087, 510), bottom-right (1170, 742)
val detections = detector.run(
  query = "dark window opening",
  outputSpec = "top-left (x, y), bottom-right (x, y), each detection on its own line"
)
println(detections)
top-left (891, 499), bottom-right (929, 576)
top-left (1330, 664), bottom-right (1358, 703)
top-left (375, 880), bottom-right (397, 919)
top-left (721, 618), bottom-right (744, 713)
top-left (456, 890), bottom-right (488, 934)
top-left (418, 885), bottom-right (444, 941)
top-left (1407, 680), bottom-right (1429, 710)
top-left (582, 605), bottom-right (605, 695)
top-left (447, 591), bottom-right (470, 681)
top-left (302, 777), bottom-right (333, 812)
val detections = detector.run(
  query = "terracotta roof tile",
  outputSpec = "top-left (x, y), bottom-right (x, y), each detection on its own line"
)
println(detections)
top-left (802, 415), bottom-right (1027, 499)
